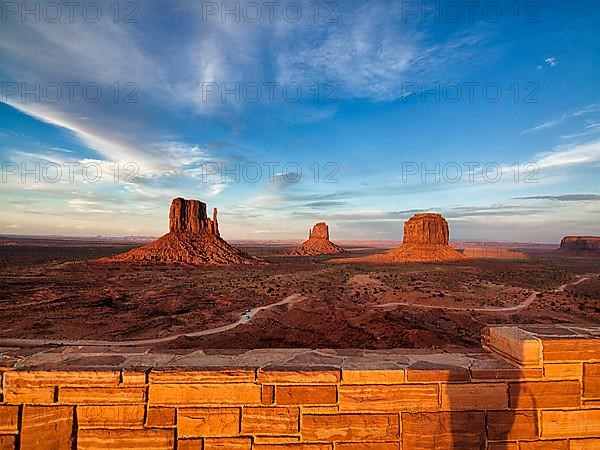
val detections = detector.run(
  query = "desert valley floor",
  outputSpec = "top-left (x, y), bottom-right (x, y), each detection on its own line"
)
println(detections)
top-left (1, 237), bottom-right (599, 350)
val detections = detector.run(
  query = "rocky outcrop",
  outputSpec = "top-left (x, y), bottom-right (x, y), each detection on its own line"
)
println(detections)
top-left (560, 236), bottom-right (600, 250)
top-left (105, 198), bottom-right (261, 265)
top-left (557, 236), bottom-right (600, 257)
top-left (290, 222), bottom-right (344, 256)
top-left (329, 213), bottom-right (466, 264)
top-left (403, 213), bottom-right (449, 245)
top-left (377, 213), bottom-right (465, 263)
top-left (169, 198), bottom-right (219, 236)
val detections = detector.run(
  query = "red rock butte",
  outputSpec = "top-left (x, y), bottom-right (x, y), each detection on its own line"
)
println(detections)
top-left (290, 222), bottom-right (344, 256)
top-left (380, 213), bottom-right (466, 262)
top-left (106, 198), bottom-right (261, 265)
top-left (557, 235), bottom-right (600, 257)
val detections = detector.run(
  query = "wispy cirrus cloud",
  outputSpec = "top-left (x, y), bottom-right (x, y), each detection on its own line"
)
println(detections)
top-left (534, 139), bottom-right (600, 169)
top-left (521, 103), bottom-right (600, 135)
top-left (514, 194), bottom-right (600, 201)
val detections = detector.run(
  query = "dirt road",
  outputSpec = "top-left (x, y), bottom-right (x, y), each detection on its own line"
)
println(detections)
top-left (0, 294), bottom-right (305, 347)
top-left (375, 274), bottom-right (595, 314)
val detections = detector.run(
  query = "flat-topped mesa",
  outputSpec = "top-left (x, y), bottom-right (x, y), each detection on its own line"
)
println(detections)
top-left (363, 212), bottom-right (465, 263)
top-left (291, 222), bottom-right (344, 256)
top-left (169, 198), bottom-right (219, 237)
top-left (403, 213), bottom-right (449, 245)
top-left (557, 235), bottom-right (600, 257)
top-left (560, 236), bottom-right (600, 250)
top-left (104, 198), bottom-right (260, 265)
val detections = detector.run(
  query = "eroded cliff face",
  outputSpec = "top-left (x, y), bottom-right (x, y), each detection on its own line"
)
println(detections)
top-left (560, 236), bottom-right (600, 251)
top-left (106, 198), bottom-right (260, 265)
top-left (291, 222), bottom-right (344, 256)
top-left (169, 198), bottom-right (219, 236)
top-left (309, 222), bottom-right (330, 240)
top-left (403, 213), bottom-right (449, 245)
top-left (557, 236), bottom-right (600, 257)
top-left (379, 213), bottom-right (465, 263)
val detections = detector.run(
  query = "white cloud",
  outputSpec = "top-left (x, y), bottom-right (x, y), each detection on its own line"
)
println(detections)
top-left (522, 104), bottom-right (600, 134)
top-left (208, 183), bottom-right (227, 196)
top-left (534, 139), bottom-right (600, 169)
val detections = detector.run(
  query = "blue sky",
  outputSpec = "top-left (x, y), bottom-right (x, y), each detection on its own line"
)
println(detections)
top-left (0, 0), bottom-right (599, 242)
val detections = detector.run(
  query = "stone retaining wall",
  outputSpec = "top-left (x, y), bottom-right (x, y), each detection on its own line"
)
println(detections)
top-left (1, 325), bottom-right (600, 449)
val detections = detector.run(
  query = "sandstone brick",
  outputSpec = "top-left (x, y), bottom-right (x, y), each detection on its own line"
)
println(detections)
top-left (77, 429), bottom-right (174, 449)
top-left (5, 370), bottom-right (119, 387)
top-left (339, 384), bottom-right (438, 412)
top-left (258, 369), bottom-right (340, 384)
top-left (543, 363), bottom-right (582, 379)
top-left (518, 441), bottom-right (568, 450)
top-left (0, 435), bottom-right (15, 450)
top-left (402, 412), bottom-right (485, 449)
top-left (509, 381), bottom-right (581, 408)
top-left (406, 362), bottom-right (469, 382)
top-left (487, 410), bottom-right (538, 440)
top-left (301, 413), bottom-right (399, 441)
top-left (275, 385), bottom-right (337, 405)
top-left (583, 363), bottom-right (600, 398)
top-left (204, 437), bottom-right (252, 449)
top-left (146, 407), bottom-right (176, 428)
top-left (120, 370), bottom-right (147, 386)
top-left (149, 383), bottom-right (261, 405)
top-left (487, 443), bottom-right (518, 450)
top-left (58, 386), bottom-right (145, 404)
top-left (341, 370), bottom-right (405, 384)
top-left (149, 369), bottom-right (254, 383)
top-left (541, 409), bottom-right (600, 439)
top-left (177, 440), bottom-right (201, 450)
top-left (77, 404), bottom-right (145, 428)
top-left (253, 445), bottom-right (330, 450)
top-left (570, 439), bottom-right (600, 450)
top-left (470, 359), bottom-right (543, 381)
top-left (0, 406), bottom-right (18, 434)
top-left (334, 444), bottom-right (400, 450)
top-left (242, 407), bottom-right (299, 434)
top-left (483, 327), bottom-right (542, 368)
top-left (20, 406), bottom-right (73, 450)
top-left (3, 385), bottom-right (55, 403)
top-left (262, 385), bottom-right (275, 404)
top-left (253, 436), bottom-right (300, 444)
top-left (301, 406), bottom-right (339, 414)
top-left (441, 383), bottom-right (507, 410)
top-left (178, 407), bottom-right (240, 437)
top-left (471, 368), bottom-right (543, 381)
top-left (542, 338), bottom-right (600, 362)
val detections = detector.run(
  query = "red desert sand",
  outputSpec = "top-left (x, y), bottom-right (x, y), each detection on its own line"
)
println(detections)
top-left (290, 222), bottom-right (345, 256)
top-left (104, 198), bottom-right (262, 265)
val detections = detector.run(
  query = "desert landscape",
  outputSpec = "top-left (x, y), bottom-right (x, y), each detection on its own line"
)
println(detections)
top-left (3, 4), bottom-right (600, 448)
top-left (1, 199), bottom-right (598, 351)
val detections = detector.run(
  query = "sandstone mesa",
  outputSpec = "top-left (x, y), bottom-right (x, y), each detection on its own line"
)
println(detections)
top-left (106, 198), bottom-right (261, 265)
top-left (290, 222), bottom-right (345, 256)
top-left (380, 213), bottom-right (466, 263)
top-left (557, 235), bottom-right (600, 257)
top-left (344, 213), bottom-right (466, 263)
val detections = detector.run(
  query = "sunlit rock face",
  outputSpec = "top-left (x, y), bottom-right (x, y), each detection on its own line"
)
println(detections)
top-left (291, 222), bottom-right (344, 256)
top-left (379, 213), bottom-right (465, 263)
top-left (106, 198), bottom-right (261, 265)
top-left (403, 213), bottom-right (449, 245)
top-left (169, 198), bottom-right (219, 236)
